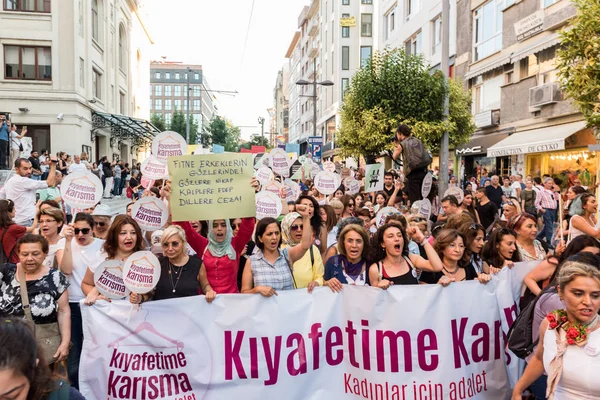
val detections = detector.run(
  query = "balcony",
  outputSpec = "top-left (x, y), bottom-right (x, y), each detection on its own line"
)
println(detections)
top-left (308, 40), bottom-right (319, 58)
top-left (308, 17), bottom-right (319, 36)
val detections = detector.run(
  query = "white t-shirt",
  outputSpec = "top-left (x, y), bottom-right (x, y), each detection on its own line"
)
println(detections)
top-left (10, 131), bottom-right (21, 150)
top-left (510, 181), bottom-right (521, 198)
top-left (39, 155), bottom-right (49, 173)
top-left (0, 175), bottom-right (48, 224)
top-left (68, 162), bottom-right (88, 174)
top-left (43, 237), bottom-right (66, 269)
top-left (67, 238), bottom-right (106, 303)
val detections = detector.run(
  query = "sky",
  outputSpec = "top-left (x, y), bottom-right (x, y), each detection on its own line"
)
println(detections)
top-left (143, 0), bottom-right (309, 140)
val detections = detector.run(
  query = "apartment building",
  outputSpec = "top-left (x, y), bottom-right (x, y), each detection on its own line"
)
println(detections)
top-left (455, 0), bottom-right (592, 185)
top-left (149, 61), bottom-right (218, 143)
top-left (272, 65), bottom-right (290, 147)
top-left (0, 0), bottom-right (154, 167)
top-left (286, 0), bottom-right (377, 157)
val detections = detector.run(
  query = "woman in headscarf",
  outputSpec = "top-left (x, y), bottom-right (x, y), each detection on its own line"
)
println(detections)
top-left (281, 212), bottom-right (324, 292)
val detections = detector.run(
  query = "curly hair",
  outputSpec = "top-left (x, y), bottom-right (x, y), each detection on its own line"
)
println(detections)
top-left (369, 223), bottom-right (410, 263)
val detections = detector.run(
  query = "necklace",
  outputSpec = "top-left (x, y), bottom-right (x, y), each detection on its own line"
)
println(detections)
top-left (168, 261), bottom-right (184, 293)
top-left (443, 265), bottom-right (459, 274)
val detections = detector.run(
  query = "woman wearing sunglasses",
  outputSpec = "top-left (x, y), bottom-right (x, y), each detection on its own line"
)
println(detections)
top-left (340, 194), bottom-right (356, 219)
top-left (59, 212), bottom-right (105, 389)
top-left (458, 223), bottom-right (486, 274)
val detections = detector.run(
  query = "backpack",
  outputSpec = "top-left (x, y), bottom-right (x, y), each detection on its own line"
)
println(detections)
top-left (402, 136), bottom-right (432, 175)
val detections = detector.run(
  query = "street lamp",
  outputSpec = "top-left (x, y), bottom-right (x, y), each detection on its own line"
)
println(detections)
top-left (296, 58), bottom-right (333, 158)
top-left (186, 67), bottom-right (192, 145)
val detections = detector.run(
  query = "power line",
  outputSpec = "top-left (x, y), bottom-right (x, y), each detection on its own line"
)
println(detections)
top-left (239, 0), bottom-right (256, 69)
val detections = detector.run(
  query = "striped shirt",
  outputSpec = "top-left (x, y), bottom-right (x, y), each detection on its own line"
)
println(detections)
top-left (250, 248), bottom-right (294, 290)
top-left (535, 187), bottom-right (557, 210)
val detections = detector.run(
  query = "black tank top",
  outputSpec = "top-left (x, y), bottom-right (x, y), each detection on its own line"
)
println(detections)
top-left (380, 256), bottom-right (418, 285)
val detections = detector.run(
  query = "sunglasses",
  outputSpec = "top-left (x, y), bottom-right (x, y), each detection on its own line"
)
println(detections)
top-left (94, 221), bottom-right (107, 227)
top-left (290, 224), bottom-right (303, 231)
top-left (469, 223), bottom-right (484, 231)
top-left (74, 228), bottom-right (91, 235)
top-left (412, 217), bottom-right (426, 222)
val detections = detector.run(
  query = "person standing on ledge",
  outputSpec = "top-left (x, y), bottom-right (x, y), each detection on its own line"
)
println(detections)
top-left (392, 124), bottom-right (431, 204)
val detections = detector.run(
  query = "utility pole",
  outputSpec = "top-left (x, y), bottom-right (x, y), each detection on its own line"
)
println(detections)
top-left (438, 0), bottom-right (451, 199)
top-left (258, 117), bottom-right (265, 139)
top-left (186, 67), bottom-right (191, 145)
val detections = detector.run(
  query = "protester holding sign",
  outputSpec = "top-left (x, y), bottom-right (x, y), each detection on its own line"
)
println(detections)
top-left (512, 261), bottom-right (600, 400)
top-left (81, 215), bottom-right (144, 305)
top-left (242, 204), bottom-right (313, 296)
top-left (369, 224), bottom-right (444, 287)
top-left (482, 228), bottom-right (521, 274)
top-left (295, 195), bottom-right (324, 251)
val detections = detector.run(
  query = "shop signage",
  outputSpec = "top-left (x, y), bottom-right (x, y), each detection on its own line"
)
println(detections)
top-left (340, 17), bottom-right (356, 27)
top-left (514, 11), bottom-right (544, 41)
top-left (487, 140), bottom-right (564, 157)
top-left (456, 146), bottom-right (483, 155)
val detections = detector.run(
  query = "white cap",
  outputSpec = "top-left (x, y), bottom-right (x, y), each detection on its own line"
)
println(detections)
top-left (91, 204), bottom-right (112, 217)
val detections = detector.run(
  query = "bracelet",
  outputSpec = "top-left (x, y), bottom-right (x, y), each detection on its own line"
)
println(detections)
top-left (420, 238), bottom-right (429, 246)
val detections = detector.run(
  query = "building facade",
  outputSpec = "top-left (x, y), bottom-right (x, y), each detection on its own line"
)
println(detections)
top-left (455, 0), bottom-right (590, 186)
top-left (272, 65), bottom-right (289, 147)
top-left (0, 0), bottom-right (154, 167)
top-left (148, 61), bottom-right (218, 144)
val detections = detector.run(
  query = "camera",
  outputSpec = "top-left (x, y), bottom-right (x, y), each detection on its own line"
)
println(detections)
top-left (390, 133), bottom-right (399, 142)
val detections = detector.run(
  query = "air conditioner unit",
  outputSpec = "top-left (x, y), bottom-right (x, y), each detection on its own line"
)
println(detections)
top-left (529, 82), bottom-right (560, 107)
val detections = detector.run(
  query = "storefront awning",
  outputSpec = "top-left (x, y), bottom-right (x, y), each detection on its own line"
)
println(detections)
top-left (510, 33), bottom-right (560, 63)
top-left (91, 111), bottom-right (161, 149)
top-left (464, 55), bottom-right (512, 80)
top-left (486, 121), bottom-right (587, 157)
top-left (455, 132), bottom-right (511, 156)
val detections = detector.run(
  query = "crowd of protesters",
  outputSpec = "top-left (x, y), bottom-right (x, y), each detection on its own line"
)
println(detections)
top-left (0, 135), bottom-right (599, 399)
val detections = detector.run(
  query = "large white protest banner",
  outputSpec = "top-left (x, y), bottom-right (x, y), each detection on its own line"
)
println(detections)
top-left (80, 263), bottom-right (538, 400)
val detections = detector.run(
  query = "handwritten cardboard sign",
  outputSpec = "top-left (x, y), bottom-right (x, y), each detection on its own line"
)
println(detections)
top-left (314, 171), bottom-right (341, 195)
top-left (168, 153), bottom-right (256, 221)
top-left (131, 197), bottom-right (169, 231)
top-left (141, 155), bottom-right (169, 180)
top-left (60, 171), bottom-right (103, 209)
top-left (152, 131), bottom-right (188, 162)
top-left (122, 251), bottom-right (161, 294)
top-left (94, 260), bottom-right (130, 299)
top-left (255, 191), bottom-right (282, 220)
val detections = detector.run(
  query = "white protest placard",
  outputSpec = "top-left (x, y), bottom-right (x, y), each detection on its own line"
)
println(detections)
top-left (254, 167), bottom-right (275, 185)
top-left (283, 179), bottom-right (300, 202)
top-left (152, 131), bottom-right (188, 162)
top-left (255, 191), bottom-right (282, 220)
top-left (93, 260), bottom-right (129, 300)
top-left (421, 173), bottom-right (433, 199)
top-left (269, 148), bottom-right (290, 177)
top-left (60, 171), bottom-right (103, 209)
top-left (376, 206), bottom-right (401, 227)
top-left (122, 251), bottom-right (162, 294)
top-left (261, 180), bottom-right (284, 197)
top-left (141, 155), bottom-right (169, 180)
top-left (310, 162), bottom-right (321, 177)
top-left (344, 177), bottom-right (361, 195)
top-left (313, 171), bottom-right (342, 195)
top-left (444, 186), bottom-right (464, 204)
top-left (131, 197), bottom-right (169, 231)
top-left (418, 198), bottom-right (432, 221)
top-left (364, 163), bottom-right (384, 193)
top-left (323, 161), bottom-right (336, 173)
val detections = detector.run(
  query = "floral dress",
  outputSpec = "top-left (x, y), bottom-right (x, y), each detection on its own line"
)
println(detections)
top-left (0, 263), bottom-right (69, 324)
top-left (517, 240), bottom-right (546, 262)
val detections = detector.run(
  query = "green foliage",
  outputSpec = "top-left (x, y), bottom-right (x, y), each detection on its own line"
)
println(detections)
top-left (556, 0), bottom-right (600, 128)
top-left (225, 122), bottom-right (241, 152)
top-left (169, 109), bottom-right (187, 140)
top-left (337, 48), bottom-right (474, 158)
top-left (150, 113), bottom-right (166, 132)
top-left (207, 116), bottom-right (228, 146)
top-left (249, 135), bottom-right (270, 148)
top-left (188, 114), bottom-right (201, 146)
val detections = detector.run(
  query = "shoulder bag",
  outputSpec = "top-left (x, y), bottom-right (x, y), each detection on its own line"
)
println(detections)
top-left (17, 266), bottom-right (62, 364)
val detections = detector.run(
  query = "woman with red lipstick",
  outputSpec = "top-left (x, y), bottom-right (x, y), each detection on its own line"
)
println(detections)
top-left (37, 207), bottom-right (66, 269)
top-left (482, 228), bottom-right (521, 275)
top-left (81, 215), bottom-right (144, 305)
top-left (512, 261), bottom-right (600, 399)
top-left (368, 224), bottom-right (444, 289)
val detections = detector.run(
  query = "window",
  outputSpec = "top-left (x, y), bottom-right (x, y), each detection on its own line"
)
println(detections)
top-left (174, 85), bottom-right (181, 96)
top-left (342, 0), bottom-right (349, 5)
top-left (361, 13), bottom-right (372, 37)
top-left (154, 85), bottom-right (162, 96)
top-left (341, 78), bottom-right (349, 99)
top-left (164, 85), bottom-right (171, 96)
top-left (543, 0), bottom-right (559, 7)
top-left (4, 0), bottom-right (52, 12)
top-left (194, 73), bottom-right (200, 80)
top-left (165, 99), bottom-right (172, 110)
top-left (473, 74), bottom-right (503, 113)
top-left (405, 31), bottom-right (422, 55)
top-left (119, 92), bottom-right (126, 114)
top-left (78, 0), bottom-right (83, 37)
top-left (175, 72), bottom-right (180, 79)
top-left (155, 72), bottom-right (160, 79)
top-left (118, 24), bottom-right (126, 72)
top-left (432, 16), bottom-right (442, 55)
top-left (361, 0), bottom-right (372, 3)
top-left (4, 46), bottom-right (52, 80)
top-left (341, 13), bottom-right (350, 38)
top-left (174, 99), bottom-right (181, 110)
top-left (91, 0), bottom-right (100, 43)
top-left (165, 72), bottom-right (171, 79)
top-left (360, 46), bottom-right (372, 67)
top-left (155, 99), bottom-right (162, 110)
top-left (473, 0), bottom-right (505, 62)
top-left (165, 113), bottom-right (172, 125)
top-left (193, 86), bottom-right (201, 96)
top-left (193, 99), bottom-right (200, 110)
top-left (79, 57), bottom-right (85, 88)
top-left (92, 68), bottom-right (102, 99)
top-left (406, 0), bottom-right (420, 19)
top-left (342, 46), bottom-right (349, 70)
top-left (384, 8), bottom-right (396, 40)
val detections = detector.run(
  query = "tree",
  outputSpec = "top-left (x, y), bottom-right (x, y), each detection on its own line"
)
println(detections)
top-left (556, 0), bottom-right (600, 128)
top-left (150, 113), bottom-right (166, 132)
top-left (337, 48), bottom-right (475, 159)
top-left (206, 116), bottom-right (228, 146)
top-left (225, 122), bottom-right (241, 152)
top-left (188, 114), bottom-right (201, 145)
top-left (249, 135), bottom-right (269, 148)
top-left (169, 109), bottom-right (186, 141)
